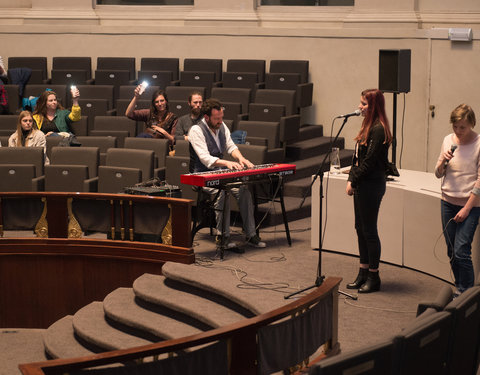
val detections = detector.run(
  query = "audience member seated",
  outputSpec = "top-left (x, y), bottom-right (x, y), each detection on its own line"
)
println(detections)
top-left (8, 110), bottom-right (49, 163)
top-left (188, 98), bottom-right (266, 251)
top-left (175, 90), bottom-right (203, 141)
top-left (125, 84), bottom-right (177, 149)
top-left (0, 81), bottom-right (7, 114)
top-left (33, 87), bottom-right (81, 138)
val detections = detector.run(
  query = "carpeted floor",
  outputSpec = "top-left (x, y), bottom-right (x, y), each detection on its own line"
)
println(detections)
top-left (1, 216), bottom-right (454, 373)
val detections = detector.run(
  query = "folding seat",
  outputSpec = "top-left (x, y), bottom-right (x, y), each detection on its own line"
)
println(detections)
top-left (44, 146), bottom-right (100, 192)
top-left (139, 57), bottom-right (179, 88)
top-left (90, 116), bottom-right (137, 147)
top-left (95, 57), bottom-right (137, 101)
top-left (3, 84), bottom-right (20, 114)
top-left (74, 85), bottom-right (115, 134)
top-left (76, 135), bottom-right (117, 165)
top-left (169, 100), bottom-right (191, 118)
top-left (210, 87), bottom-right (251, 128)
top-left (166, 153), bottom-right (196, 201)
top-left (0, 135), bottom-right (9, 147)
top-left (246, 89), bottom-right (301, 145)
top-left (69, 116), bottom-right (88, 136)
top-left (227, 59), bottom-right (266, 84)
top-left (0, 115), bottom-right (17, 136)
top-left (98, 148), bottom-right (154, 193)
top-left (165, 86), bottom-right (207, 102)
top-left (179, 71), bottom-right (219, 97)
top-left (7, 57), bottom-right (49, 84)
top-left (183, 58), bottom-right (222, 82)
top-left (51, 57), bottom-right (93, 85)
top-left (23, 84), bottom-right (68, 108)
top-left (223, 59), bottom-right (266, 92)
top-left (0, 147), bottom-right (45, 191)
top-left (236, 120), bottom-right (285, 163)
top-left (267, 59), bottom-right (313, 108)
top-left (124, 137), bottom-right (169, 180)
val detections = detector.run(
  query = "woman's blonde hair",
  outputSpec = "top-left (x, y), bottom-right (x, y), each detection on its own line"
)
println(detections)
top-left (15, 110), bottom-right (36, 147)
top-left (450, 103), bottom-right (476, 127)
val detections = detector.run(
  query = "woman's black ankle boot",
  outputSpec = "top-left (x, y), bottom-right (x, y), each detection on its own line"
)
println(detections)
top-left (358, 271), bottom-right (381, 293)
top-left (346, 268), bottom-right (369, 289)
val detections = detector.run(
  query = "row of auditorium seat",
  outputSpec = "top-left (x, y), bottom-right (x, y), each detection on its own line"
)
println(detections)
top-left (1, 82), bottom-right (299, 155)
top-left (309, 285), bottom-right (480, 375)
top-left (0, 138), bottom-right (270, 200)
top-left (4, 57), bottom-right (313, 109)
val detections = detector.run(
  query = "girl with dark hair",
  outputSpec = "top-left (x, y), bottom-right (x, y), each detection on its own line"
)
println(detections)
top-left (33, 88), bottom-right (81, 136)
top-left (435, 104), bottom-right (480, 296)
top-left (346, 89), bottom-right (392, 293)
top-left (125, 84), bottom-right (177, 146)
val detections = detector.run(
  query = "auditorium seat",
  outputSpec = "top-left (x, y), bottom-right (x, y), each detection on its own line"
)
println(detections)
top-left (124, 137), bottom-right (169, 180)
top-left (165, 145), bottom-right (195, 200)
top-left (179, 71), bottom-right (219, 97)
top-left (69, 116), bottom-right (88, 136)
top-left (51, 57), bottom-right (93, 85)
top-left (90, 116), bottom-right (136, 148)
top-left (165, 86), bottom-right (207, 102)
top-left (75, 85), bottom-right (115, 134)
top-left (236, 120), bottom-right (285, 163)
top-left (95, 57), bottom-right (137, 101)
top-left (76, 135), bottom-right (117, 165)
top-left (268, 59), bottom-right (313, 108)
top-left (45, 147), bottom-right (100, 192)
top-left (0, 147), bottom-right (45, 191)
top-left (0, 115), bottom-right (17, 136)
top-left (227, 59), bottom-right (266, 84)
top-left (3, 84), bottom-right (20, 114)
top-left (140, 57), bottom-right (180, 81)
top-left (23, 84), bottom-right (68, 108)
top-left (183, 58), bottom-right (222, 82)
top-left (169, 100), bottom-right (190, 118)
top-left (223, 59), bottom-right (266, 92)
top-left (98, 148), bottom-right (155, 193)
top-left (7, 57), bottom-right (49, 84)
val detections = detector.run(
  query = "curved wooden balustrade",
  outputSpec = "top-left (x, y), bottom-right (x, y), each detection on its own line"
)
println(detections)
top-left (0, 192), bottom-right (193, 328)
top-left (19, 277), bottom-right (341, 375)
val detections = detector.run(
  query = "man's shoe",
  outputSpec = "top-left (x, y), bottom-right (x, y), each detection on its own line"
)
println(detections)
top-left (215, 236), bottom-right (244, 253)
top-left (246, 234), bottom-right (266, 248)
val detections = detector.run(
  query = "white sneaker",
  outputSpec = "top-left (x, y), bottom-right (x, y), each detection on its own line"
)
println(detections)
top-left (246, 235), bottom-right (266, 248)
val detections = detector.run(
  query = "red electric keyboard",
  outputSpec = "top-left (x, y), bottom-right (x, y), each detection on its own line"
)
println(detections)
top-left (180, 163), bottom-right (296, 188)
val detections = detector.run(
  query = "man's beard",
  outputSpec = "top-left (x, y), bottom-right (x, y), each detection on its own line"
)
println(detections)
top-left (191, 107), bottom-right (201, 117)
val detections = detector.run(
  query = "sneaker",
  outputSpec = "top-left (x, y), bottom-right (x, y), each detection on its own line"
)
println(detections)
top-left (215, 236), bottom-right (244, 253)
top-left (246, 234), bottom-right (266, 248)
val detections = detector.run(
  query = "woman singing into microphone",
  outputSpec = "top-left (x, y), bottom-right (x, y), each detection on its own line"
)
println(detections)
top-left (435, 104), bottom-right (480, 296)
top-left (346, 89), bottom-right (392, 293)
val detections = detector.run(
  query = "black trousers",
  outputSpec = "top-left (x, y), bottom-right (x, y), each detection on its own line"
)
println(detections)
top-left (353, 179), bottom-right (386, 269)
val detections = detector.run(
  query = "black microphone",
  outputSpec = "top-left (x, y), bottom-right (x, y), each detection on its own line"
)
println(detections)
top-left (337, 109), bottom-right (361, 118)
top-left (444, 144), bottom-right (458, 168)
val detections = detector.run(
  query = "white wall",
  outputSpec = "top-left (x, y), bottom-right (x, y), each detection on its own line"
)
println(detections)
top-left (1, 0), bottom-right (480, 171)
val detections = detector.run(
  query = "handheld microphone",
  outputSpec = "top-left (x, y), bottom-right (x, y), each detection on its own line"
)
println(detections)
top-left (444, 144), bottom-right (457, 168)
top-left (337, 109), bottom-right (361, 119)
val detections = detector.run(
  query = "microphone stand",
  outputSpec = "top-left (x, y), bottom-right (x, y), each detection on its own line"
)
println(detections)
top-left (286, 116), bottom-right (357, 300)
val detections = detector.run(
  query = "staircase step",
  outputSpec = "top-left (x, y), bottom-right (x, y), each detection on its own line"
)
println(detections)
top-left (1, 328), bottom-right (47, 375)
top-left (297, 124), bottom-right (323, 141)
top-left (162, 262), bottom-right (288, 315)
top-left (103, 287), bottom-right (204, 341)
top-left (72, 302), bottom-right (153, 352)
top-left (133, 274), bottom-right (248, 327)
top-left (43, 316), bottom-right (97, 359)
top-left (286, 137), bottom-right (345, 160)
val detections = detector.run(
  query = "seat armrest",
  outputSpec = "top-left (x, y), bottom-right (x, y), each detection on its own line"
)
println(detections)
top-left (32, 175), bottom-right (45, 191)
top-left (245, 136), bottom-right (268, 147)
top-left (154, 167), bottom-right (166, 181)
top-left (106, 109), bottom-right (117, 116)
top-left (279, 114), bottom-right (301, 144)
top-left (297, 82), bottom-right (313, 108)
top-left (83, 176), bottom-right (99, 192)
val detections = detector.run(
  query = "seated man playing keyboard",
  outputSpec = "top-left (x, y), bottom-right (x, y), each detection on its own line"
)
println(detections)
top-left (188, 98), bottom-right (266, 252)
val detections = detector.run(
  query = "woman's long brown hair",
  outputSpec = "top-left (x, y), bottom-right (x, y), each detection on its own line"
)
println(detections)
top-left (15, 110), bottom-right (35, 147)
top-left (355, 89), bottom-right (392, 145)
top-left (33, 90), bottom-right (64, 118)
